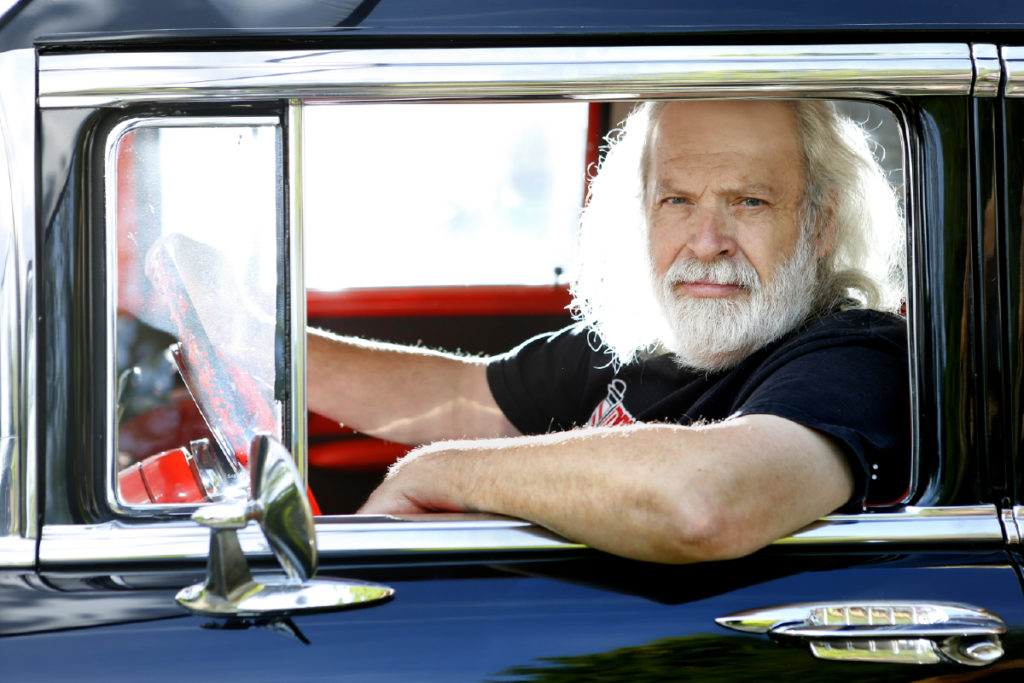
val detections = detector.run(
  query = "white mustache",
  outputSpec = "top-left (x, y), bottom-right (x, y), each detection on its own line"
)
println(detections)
top-left (662, 258), bottom-right (760, 291)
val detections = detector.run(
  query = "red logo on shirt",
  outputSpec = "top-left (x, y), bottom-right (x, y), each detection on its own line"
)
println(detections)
top-left (587, 379), bottom-right (635, 427)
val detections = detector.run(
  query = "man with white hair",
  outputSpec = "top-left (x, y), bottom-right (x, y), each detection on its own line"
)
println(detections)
top-left (308, 99), bottom-right (908, 564)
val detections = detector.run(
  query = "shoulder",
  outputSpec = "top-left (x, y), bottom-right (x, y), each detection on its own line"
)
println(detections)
top-left (781, 308), bottom-right (906, 354)
top-left (734, 307), bottom-right (908, 387)
top-left (485, 323), bottom-right (620, 434)
top-left (491, 322), bottom-right (612, 365)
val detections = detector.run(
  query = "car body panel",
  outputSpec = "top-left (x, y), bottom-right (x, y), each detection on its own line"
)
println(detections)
top-left (5, 550), bottom-right (1024, 681)
top-left (1002, 51), bottom-right (1024, 509)
top-left (4, 0), bottom-right (1024, 53)
top-left (5, 3), bottom-right (1024, 680)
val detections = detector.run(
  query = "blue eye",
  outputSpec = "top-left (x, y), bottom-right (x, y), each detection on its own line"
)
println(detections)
top-left (739, 197), bottom-right (764, 208)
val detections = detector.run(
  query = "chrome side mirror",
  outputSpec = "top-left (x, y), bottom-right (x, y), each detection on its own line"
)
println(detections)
top-left (176, 434), bottom-right (394, 617)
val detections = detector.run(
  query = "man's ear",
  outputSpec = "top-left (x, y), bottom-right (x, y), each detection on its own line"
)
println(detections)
top-left (815, 198), bottom-right (838, 259)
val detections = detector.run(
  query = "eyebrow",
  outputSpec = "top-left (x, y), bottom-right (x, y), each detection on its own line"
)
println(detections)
top-left (725, 183), bottom-right (777, 197)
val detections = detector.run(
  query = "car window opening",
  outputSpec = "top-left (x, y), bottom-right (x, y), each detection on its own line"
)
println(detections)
top-left (111, 98), bottom-right (911, 528)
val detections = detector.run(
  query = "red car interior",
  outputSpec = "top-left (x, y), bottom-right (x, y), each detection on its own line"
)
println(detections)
top-left (307, 284), bottom-right (574, 512)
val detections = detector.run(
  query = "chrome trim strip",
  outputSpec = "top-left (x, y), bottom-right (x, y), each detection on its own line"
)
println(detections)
top-left (287, 100), bottom-right (307, 482)
top-left (38, 44), bottom-right (972, 109)
top-left (0, 436), bottom-right (21, 546)
top-left (1010, 506), bottom-right (1024, 545)
top-left (0, 48), bottom-right (37, 567)
top-left (104, 115), bottom-right (280, 518)
top-left (777, 505), bottom-right (1004, 545)
top-left (0, 537), bottom-right (36, 568)
top-left (314, 515), bottom-right (585, 556)
top-left (1004, 47), bottom-right (1024, 97)
top-left (718, 601), bottom-right (1007, 636)
top-left (39, 515), bottom-right (584, 564)
top-left (971, 44), bottom-right (1001, 97)
top-left (39, 506), bottom-right (1003, 565)
top-left (1000, 507), bottom-right (1020, 544)
top-left (42, 521), bottom-right (264, 564)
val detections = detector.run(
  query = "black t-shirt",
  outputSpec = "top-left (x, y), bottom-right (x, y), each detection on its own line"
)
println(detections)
top-left (486, 309), bottom-right (910, 510)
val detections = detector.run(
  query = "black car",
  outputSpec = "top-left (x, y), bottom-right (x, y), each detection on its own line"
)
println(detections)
top-left (4, 1), bottom-right (1024, 680)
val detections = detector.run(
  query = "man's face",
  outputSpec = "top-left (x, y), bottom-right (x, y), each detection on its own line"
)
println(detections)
top-left (645, 100), bottom-right (818, 369)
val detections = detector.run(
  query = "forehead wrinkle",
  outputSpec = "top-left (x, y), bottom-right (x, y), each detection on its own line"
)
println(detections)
top-left (653, 131), bottom-right (803, 181)
top-left (660, 150), bottom-right (797, 186)
top-left (653, 171), bottom-right (787, 200)
top-left (658, 149), bottom-right (785, 178)
top-left (652, 177), bottom-right (710, 197)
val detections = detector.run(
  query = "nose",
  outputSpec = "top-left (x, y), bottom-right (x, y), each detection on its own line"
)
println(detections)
top-left (684, 206), bottom-right (736, 262)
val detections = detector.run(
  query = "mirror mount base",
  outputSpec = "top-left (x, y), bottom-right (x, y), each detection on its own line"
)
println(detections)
top-left (176, 435), bottom-right (394, 618)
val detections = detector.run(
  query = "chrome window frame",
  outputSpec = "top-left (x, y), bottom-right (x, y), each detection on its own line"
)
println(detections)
top-left (287, 100), bottom-right (307, 482)
top-left (1002, 46), bottom-right (1024, 97)
top-left (104, 115), bottom-right (285, 518)
top-left (39, 44), bottom-right (973, 108)
top-left (973, 44), bottom-right (1002, 97)
top-left (30, 42), bottom-right (1005, 564)
top-left (0, 48), bottom-right (37, 569)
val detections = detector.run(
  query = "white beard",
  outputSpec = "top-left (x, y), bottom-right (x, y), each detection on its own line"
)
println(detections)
top-left (654, 232), bottom-right (819, 372)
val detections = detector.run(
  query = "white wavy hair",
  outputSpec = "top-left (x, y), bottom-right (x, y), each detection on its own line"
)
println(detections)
top-left (570, 99), bottom-right (905, 364)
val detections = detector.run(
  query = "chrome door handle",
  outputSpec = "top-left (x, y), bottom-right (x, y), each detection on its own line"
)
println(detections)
top-left (716, 602), bottom-right (1006, 666)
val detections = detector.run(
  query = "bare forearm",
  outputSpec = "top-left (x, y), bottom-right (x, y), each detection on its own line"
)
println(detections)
top-left (307, 328), bottom-right (516, 444)
top-left (359, 415), bottom-right (852, 563)
top-left (367, 427), bottom-right (701, 560)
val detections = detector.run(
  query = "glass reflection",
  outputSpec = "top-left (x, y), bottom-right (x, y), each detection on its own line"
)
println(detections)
top-left (113, 120), bottom-right (282, 506)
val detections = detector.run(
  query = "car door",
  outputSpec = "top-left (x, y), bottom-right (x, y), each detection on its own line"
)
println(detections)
top-left (8, 40), bottom-right (1024, 681)
top-left (1000, 44), bottom-right (1024, 608)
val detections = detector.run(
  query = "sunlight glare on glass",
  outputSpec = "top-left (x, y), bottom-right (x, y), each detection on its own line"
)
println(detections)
top-left (302, 102), bottom-right (588, 290)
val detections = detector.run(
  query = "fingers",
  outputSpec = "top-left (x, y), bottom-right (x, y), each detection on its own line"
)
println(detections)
top-left (359, 446), bottom-right (465, 514)
top-left (357, 485), bottom-right (428, 515)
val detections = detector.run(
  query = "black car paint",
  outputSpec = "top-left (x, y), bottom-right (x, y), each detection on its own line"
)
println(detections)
top-left (5, 551), bottom-right (1024, 680)
top-left (1002, 96), bottom-right (1024, 510)
top-left (4, 0), bottom-right (1024, 53)
top-left (4, 0), bottom-right (1024, 680)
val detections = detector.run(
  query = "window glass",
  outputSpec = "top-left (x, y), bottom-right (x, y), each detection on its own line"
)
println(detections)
top-left (302, 102), bottom-right (589, 290)
top-left (113, 120), bottom-right (283, 507)
top-left (835, 100), bottom-right (907, 293)
top-left (835, 101), bottom-right (905, 198)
